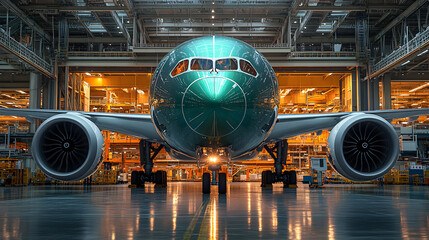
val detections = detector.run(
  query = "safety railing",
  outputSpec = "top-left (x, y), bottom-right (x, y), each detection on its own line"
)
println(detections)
top-left (370, 27), bottom-right (429, 77)
top-left (0, 29), bottom-right (53, 77)
top-left (67, 51), bottom-right (134, 57)
top-left (290, 51), bottom-right (357, 58)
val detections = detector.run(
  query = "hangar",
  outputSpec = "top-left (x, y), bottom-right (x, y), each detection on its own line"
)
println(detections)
top-left (0, 0), bottom-right (429, 239)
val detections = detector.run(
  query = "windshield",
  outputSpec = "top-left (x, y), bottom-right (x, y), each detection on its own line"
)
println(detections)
top-left (171, 60), bottom-right (189, 76)
top-left (216, 58), bottom-right (238, 71)
top-left (190, 59), bottom-right (213, 71)
top-left (239, 59), bottom-right (257, 76)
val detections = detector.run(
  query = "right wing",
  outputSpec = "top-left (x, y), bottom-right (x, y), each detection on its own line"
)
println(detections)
top-left (0, 108), bottom-right (163, 142)
top-left (267, 108), bottom-right (429, 142)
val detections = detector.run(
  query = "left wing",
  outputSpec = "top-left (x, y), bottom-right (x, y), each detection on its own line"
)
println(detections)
top-left (267, 108), bottom-right (429, 141)
top-left (0, 108), bottom-right (163, 142)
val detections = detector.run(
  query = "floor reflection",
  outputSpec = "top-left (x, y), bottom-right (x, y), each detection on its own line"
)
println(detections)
top-left (1, 183), bottom-right (429, 239)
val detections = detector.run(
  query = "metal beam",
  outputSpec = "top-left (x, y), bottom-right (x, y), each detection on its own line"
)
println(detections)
top-left (144, 22), bottom-right (281, 28)
top-left (0, 0), bottom-right (51, 41)
top-left (111, 11), bottom-right (131, 44)
top-left (148, 31), bottom-right (278, 37)
top-left (296, 5), bottom-right (403, 11)
top-left (374, 0), bottom-right (427, 41)
top-left (21, 5), bottom-right (128, 12)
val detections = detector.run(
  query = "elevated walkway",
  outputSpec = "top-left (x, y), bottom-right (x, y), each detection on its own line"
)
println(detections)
top-left (370, 27), bottom-right (429, 78)
top-left (0, 29), bottom-right (54, 77)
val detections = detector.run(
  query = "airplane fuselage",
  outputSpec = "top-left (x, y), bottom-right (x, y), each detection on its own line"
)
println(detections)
top-left (149, 36), bottom-right (279, 159)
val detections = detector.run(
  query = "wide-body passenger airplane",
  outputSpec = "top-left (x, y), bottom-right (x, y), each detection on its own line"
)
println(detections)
top-left (0, 36), bottom-right (428, 194)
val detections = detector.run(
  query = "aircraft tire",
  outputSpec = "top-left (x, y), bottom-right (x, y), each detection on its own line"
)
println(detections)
top-left (218, 173), bottom-right (227, 194)
top-left (131, 171), bottom-right (138, 185)
top-left (202, 173), bottom-right (211, 194)
top-left (289, 170), bottom-right (297, 185)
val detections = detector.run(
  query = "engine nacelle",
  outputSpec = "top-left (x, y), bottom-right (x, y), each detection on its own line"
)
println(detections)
top-left (328, 114), bottom-right (399, 181)
top-left (32, 114), bottom-right (104, 181)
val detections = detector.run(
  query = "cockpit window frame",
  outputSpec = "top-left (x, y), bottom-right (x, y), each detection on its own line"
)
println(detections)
top-left (189, 57), bottom-right (214, 72)
top-left (170, 59), bottom-right (190, 77)
top-left (239, 59), bottom-right (258, 77)
top-left (170, 57), bottom-right (259, 78)
top-left (215, 58), bottom-right (239, 72)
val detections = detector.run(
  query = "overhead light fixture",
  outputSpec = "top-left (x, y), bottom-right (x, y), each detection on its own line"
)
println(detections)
top-left (16, 90), bottom-right (26, 94)
top-left (85, 72), bottom-right (91, 76)
top-left (212, 23), bottom-right (214, 26)
top-left (401, 60), bottom-right (410, 66)
top-left (328, 73), bottom-right (332, 76)
top-left (117, 26), bottom-right (120, 29)
top-left (409, 82), bottom-right (429, 93)
top-left (211, 15), bottom-right (215, 19)
top-left (417, 49), bottom-right (428, 56)
top-left (211, 9), bottom-right (215, 13)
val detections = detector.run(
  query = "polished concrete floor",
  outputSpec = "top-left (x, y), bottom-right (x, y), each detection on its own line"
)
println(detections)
top-left (1, 182), bottom-right (429, 240)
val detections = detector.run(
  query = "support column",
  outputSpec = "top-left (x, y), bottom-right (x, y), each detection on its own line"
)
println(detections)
top-left (351, 68), bottom-right (359, 111)
top-left (42, 77), bottom-right (58, 110)
top-left (382, 73), bottom-right (392, 110)
top-left (367, 79), bottom-right (374, 110)
top-left (359, 77), bottom-right (368, 111)
top-left (29, 72), bottom-right (41, 132)
top-left (373, 79), bottom-right (380, 110)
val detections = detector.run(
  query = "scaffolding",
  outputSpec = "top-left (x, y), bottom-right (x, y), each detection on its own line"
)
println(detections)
top-left (370, 26), bottom-right (429, 78)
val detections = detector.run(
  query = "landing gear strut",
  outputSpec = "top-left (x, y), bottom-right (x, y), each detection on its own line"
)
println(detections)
top-left (202, 165), bottom-right (227, 194)
top-left (130, 140), bottom-right (166, 187)
top-left (262, 140), bottom-right (297, 188)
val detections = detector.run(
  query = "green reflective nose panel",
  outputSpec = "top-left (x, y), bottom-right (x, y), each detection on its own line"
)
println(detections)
top-left (182, 77), bottom-right (246, 137)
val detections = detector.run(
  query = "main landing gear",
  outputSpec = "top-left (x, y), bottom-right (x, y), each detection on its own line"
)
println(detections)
top-left (202, 165), bottom-right (227, 194)
top-left (262, 140), bottom-right (297, 188)
top-left (130, 140), bottom-right (167, 188)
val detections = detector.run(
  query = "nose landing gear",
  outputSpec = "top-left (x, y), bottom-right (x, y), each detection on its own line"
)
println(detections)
top-left (202, 165), bottom-right (227, 194)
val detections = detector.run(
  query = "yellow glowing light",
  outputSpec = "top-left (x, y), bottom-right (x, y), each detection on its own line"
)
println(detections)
top-left (209, 157), bottom-right (217, 163)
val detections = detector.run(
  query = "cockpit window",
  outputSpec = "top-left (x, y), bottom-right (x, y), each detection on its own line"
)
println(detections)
top-left (215, 58), bottom-right (238, 71)
top-left (171, 59), bottom-right (189, 76)
top-left (240, 59), bottom-right (257, 76)
top-left (190, 58), bottom-right (213, 71)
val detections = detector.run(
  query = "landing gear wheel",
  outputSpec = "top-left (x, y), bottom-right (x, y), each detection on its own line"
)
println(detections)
top-left (289, 170), bottom-right (297, 185)
top-left (131, 171), bottom-right (139, 185)
top-left (261, 170), bottom-right (273, 187)
top-left (283, 171), bottom-right (290, 188)
top-left (218, 173), bottom-right (227, 194)
top-left (138, 171), bottom-right (145, 187)
top-left (162, 171), bottom-right (167, 187)
top-left (155, 171), bottom-right (167, 188)
top-left (202, 172), bottom-right (211, 194)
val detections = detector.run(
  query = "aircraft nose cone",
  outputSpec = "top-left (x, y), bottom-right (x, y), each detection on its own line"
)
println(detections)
top-left (182, 77), bottom-right (247, 137)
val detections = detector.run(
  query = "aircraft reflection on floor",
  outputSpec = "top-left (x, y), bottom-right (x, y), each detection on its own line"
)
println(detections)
top-left (1, 183), bottom-right (429, 239)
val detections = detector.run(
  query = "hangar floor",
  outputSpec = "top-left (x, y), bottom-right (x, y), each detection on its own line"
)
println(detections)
top-left (1, 182), bottom-right (429, 240)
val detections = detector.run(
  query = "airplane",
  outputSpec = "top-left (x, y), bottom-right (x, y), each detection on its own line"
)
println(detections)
top-left (0, 36), bottom-right (428, 194)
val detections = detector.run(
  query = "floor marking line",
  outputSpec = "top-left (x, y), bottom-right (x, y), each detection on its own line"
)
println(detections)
top-left (182, 197), bottom-right (210, 240)
top-left (197, 197), bottom-right (214, 240)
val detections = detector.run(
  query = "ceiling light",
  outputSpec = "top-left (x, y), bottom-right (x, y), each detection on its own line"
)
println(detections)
top-left (211, 15), bottom-right (215, 19)
top-left (85, 72), bottom-right (91, 76)
top-left (401, 60), bottom-right (410, 66)
top-left (417, 49), bottom-right (428, 56)
top-left (211, 9), bottom-right (215, 13)
top-left (212, 23), bottom-right (214, 26)
top-left (409, 82), bottom-right (429, 92)
top-left (117, 26), bottom-right (120, 29)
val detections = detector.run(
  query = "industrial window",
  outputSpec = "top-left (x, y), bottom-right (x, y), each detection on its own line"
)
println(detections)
top-left (190, 58), bottom-right (213, 71)
top-left (171, 60), bottom-right (189, 76)
top-left (215, 58), bottom-right (238, 71)
top-left (239, 59), bottom-right (257, 76)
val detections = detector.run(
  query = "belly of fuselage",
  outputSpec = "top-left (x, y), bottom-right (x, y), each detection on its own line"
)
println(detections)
top-left (150, 70), bottom-right (278, 159)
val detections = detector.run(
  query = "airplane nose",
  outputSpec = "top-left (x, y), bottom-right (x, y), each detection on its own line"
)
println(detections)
top-left (182, 76), bottom-right (246, 137)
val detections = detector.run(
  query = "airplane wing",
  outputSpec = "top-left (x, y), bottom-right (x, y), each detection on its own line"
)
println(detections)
top-left (0, 108), bottom-right (163, 142)
top-left (267, 108), bottom-right (429, 141)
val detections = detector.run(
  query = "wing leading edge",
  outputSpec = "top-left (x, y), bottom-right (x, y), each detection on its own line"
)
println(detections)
top-left (267, 108), bottom-right (429, 142)
top-left (0, 108), bottom-right (163, 142)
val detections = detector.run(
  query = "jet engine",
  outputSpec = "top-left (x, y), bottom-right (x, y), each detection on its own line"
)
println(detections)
top-left (32, 114), bottom-right (104, 181)
top-left (328, 114), bottom-right (399, 181)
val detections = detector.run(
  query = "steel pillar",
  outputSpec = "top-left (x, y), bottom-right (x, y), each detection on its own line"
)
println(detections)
top-left (382, 73), bottom-right (392, 110)
top-left (29, 72), bottom-right (41, 132)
